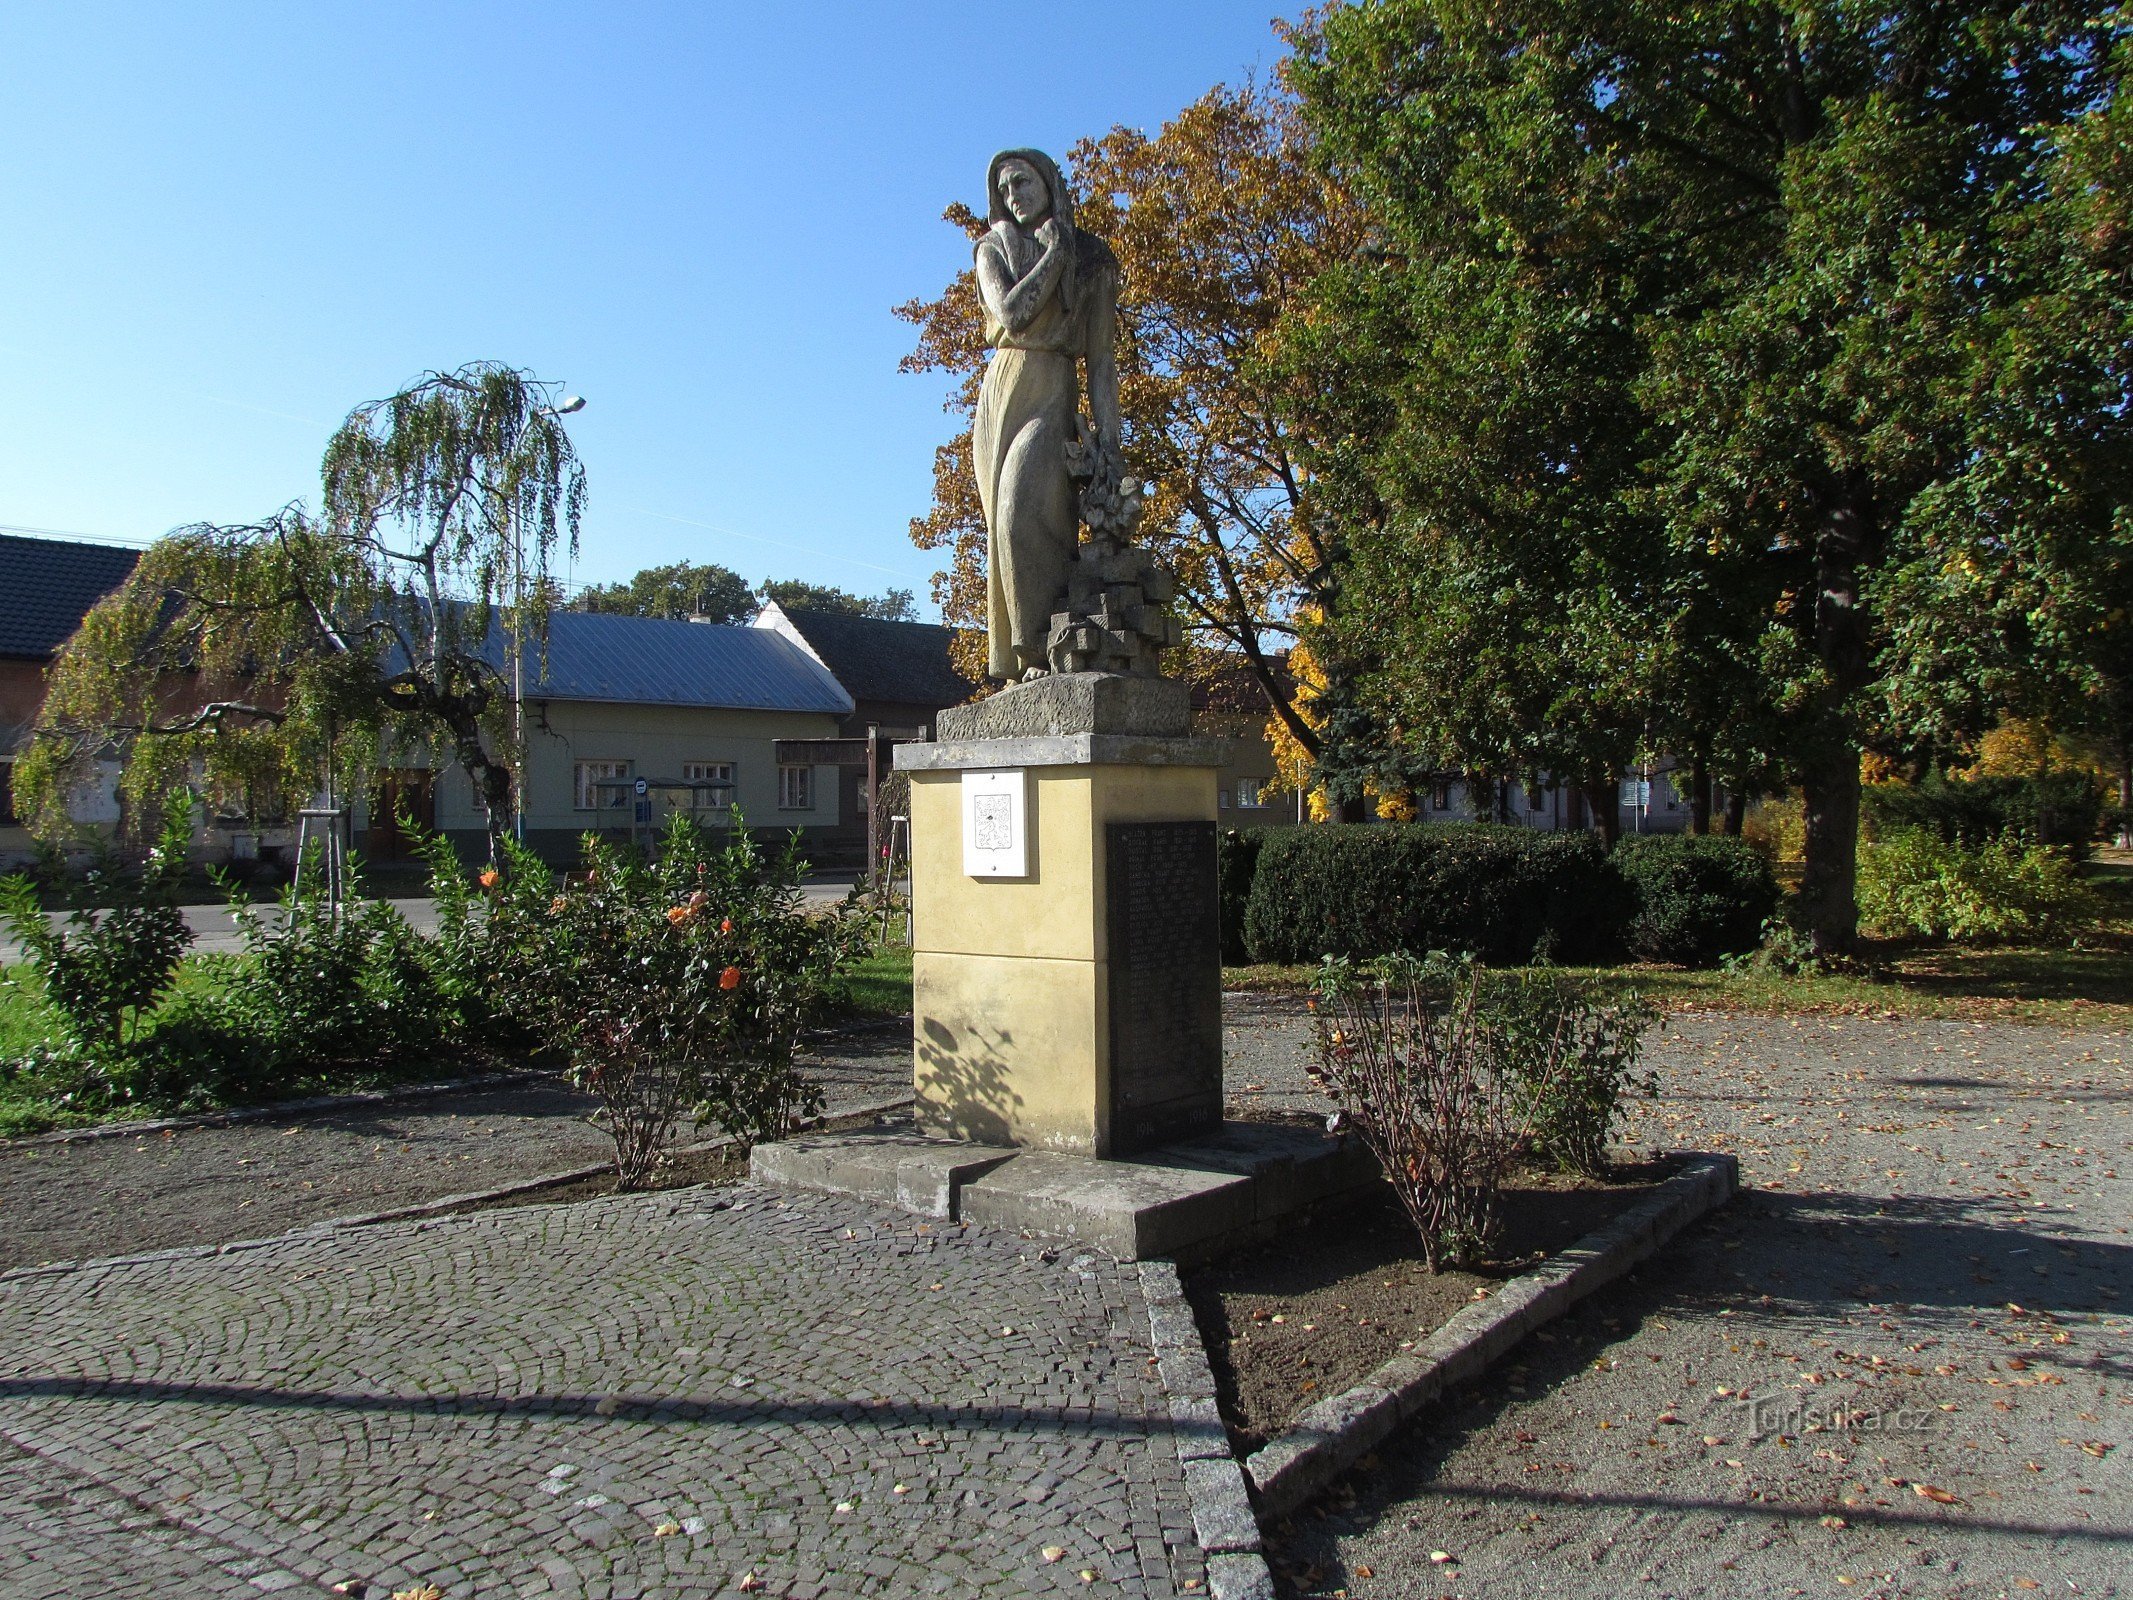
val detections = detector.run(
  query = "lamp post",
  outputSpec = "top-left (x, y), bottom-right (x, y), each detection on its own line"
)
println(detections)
top-left (513, 394), bottom-right (587, 845)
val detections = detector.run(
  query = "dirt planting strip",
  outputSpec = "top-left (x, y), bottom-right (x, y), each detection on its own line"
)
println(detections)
top-left (1242, 1151), bottom-right (1739, 1520)
top-left (1, 1093), bottom-right (920, 1283)
top-left (4, 1068), bottom-right (534, 1147)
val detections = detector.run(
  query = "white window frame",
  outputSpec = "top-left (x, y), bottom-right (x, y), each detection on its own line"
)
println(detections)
top-left (777, 763), bottom-right (813, 812)
top-left (682, 761), bottom-right (736, 810)
top-left (575, 759), bottom-right (630, 812)
top-left (1235, 778), bottom-right (1267, 810)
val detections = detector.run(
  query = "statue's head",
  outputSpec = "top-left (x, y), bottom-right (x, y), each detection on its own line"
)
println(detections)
top-left (987, 148), bottom-right (1073, 234)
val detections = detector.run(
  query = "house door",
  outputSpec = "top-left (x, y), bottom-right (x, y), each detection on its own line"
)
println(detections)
top-left (369, 769), bottom-right (435, 861)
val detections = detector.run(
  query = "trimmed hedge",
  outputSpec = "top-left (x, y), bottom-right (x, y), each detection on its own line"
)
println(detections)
top-left (1216, 828), bottom-right (1268, 967)
top-left (1226, 824), bottom-right (1777, 968)
top-left (1613, 834), bottom-right (1778, 964)
top-left (1240, 824), bottom-right (1620, 966)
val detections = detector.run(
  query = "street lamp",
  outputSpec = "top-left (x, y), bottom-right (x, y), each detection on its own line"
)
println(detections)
top-left (514, 393), bottom-right (588, 843)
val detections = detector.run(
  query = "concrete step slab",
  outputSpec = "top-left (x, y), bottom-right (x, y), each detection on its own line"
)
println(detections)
top-left (747, 1130), bottom-right (1016, 1219)
top-left (752, 1119), bottom-right (1379, 1261)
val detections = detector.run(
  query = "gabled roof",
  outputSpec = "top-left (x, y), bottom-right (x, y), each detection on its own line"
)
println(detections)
top-left (501, 610), bottom-right (853, 715)
top-left (0, 534), bottom-right (141, 661)
top-left (754, 603), bottom-right (978, 711)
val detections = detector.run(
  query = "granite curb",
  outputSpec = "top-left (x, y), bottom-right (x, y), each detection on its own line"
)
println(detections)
top-left (1140, 1259), bottom-right (1277, 1600)
top-left (0, 1092), bottom-right (918, 1283)
top-left (1242, 1150), bottom-right (1740, 1521)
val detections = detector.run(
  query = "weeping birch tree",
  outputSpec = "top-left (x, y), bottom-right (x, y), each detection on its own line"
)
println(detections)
top-left (22, 363), bottom-right (586, 863)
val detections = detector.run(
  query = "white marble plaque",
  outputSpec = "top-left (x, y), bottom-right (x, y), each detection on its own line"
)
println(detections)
top-left (961, 769), bottom-right (1028, 878)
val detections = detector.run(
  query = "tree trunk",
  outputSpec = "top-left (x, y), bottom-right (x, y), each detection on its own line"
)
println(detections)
top-left (1337, 794), bottom-right (1367, 824)
top-left (479, 763), bottom-right (513, 865)
top-left (1585, 779), bottom-right (1621, 847)
top-left (1689, 750), bottom-right (1713, 835)
top-left (1794, 484), bottom-right (1877, 954)
top-left (1722, 791), bottom-right (1747, 836)
top-left (1796, 761), bottom-right (1862, 953)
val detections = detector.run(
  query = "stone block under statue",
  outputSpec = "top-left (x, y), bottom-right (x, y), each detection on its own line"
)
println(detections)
top-left (896, 673), bottom-right (1228, 1158)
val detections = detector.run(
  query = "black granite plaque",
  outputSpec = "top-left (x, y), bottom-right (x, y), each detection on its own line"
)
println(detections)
top-left (1106, 820), bottom-right (1222, 1153)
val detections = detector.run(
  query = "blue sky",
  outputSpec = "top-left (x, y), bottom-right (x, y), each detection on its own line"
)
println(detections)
top-left (0, 2), bottom-right (1292, 616)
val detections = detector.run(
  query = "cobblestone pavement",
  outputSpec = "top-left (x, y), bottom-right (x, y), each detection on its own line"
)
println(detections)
top-left (0, 1185), bottom-right (1205, 1599)
top-left (0, 1027), bottom-right (909, 1271)
top-left (1245, 1005), bottom-right (2133, 1598)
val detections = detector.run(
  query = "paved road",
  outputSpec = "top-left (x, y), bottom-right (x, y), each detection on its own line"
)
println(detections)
top-left (0, 1187), bottom-right (1206, 1600)
top-left (1245, 1009), bottom-right (2133, 1599)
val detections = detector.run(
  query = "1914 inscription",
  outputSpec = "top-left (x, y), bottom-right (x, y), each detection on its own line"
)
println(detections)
top-left (1106, 821), bottom-right (1222, 1152)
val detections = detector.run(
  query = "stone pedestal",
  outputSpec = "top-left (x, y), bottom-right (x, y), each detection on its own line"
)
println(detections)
top-left (895, 673), bottom-right (1229, 1158)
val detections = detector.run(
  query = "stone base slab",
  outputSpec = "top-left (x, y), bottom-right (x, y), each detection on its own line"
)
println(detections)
top-left (934, 670), bottom-right (1191, 741)
top-left (749, 1118), bottom-right (1379, 1264)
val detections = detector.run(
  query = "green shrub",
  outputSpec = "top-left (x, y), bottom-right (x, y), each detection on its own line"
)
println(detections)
top-left (1612, 835), bottom-right (1779, 965)
top-left (1864, 772), bottom-right (2104, 858)
top-left (220, 856), bottom-right (451, 1080)
top-left (0, 805), bottom-right (194, 1049)
top-left (1242, 824), bottom-right (1617, 967)
top-left (1216, 827), bottom-right (1268, 966)
top-left (1477, 966), bottom-right (1660, 1177)
top-left (1857, 828), bottom-right (2099, 944)
top-left (413, 827), bottom-right (549, 1046)
top-left (1309, 952), bottom-right (1659, 1268)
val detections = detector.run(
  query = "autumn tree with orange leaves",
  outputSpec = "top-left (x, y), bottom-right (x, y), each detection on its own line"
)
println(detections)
top-left (896, 82), bottom-right (1360, 762)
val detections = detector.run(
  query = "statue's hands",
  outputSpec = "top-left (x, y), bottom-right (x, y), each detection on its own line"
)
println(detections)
top-left (1037, 215), bottom-right (1069, 255)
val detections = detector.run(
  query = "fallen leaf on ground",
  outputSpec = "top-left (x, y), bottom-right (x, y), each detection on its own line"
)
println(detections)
top-left (392, 1588), bottom-right (443, 1600)
top-left (1041, 1547), bottom-right (1067, 1563)
top-left (652, 1521), bottom-right (680, 1537)
top-left (736, 1574), bottom-right (761, 1593)
top-left (1913, 1483), bottom-right (1959, 1504)
top-left (1429, 1550), bottom-right (1455, 1564)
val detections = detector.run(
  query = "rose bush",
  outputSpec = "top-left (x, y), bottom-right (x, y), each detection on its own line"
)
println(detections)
top-left (482, 813), bottom-right (865, 1189)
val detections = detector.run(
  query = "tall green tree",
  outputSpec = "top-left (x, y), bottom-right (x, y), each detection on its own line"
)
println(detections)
top-left (1882, 16), bottom-right (2133, 810)
top-left (23, 363), bottom-right (586, 861)
top-left (1287, 0), bottom-right (2117, 948)
top-left (755, 579), bottom-right (919, 622)
top-left (575, 560), bottom-right (755, 623)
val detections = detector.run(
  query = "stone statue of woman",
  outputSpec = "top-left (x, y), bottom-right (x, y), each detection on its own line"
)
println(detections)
top-left (972, 148), bottom-right (1123, 682)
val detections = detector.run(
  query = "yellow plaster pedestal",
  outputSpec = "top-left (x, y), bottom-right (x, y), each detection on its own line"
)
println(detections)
top-left (897, 732), bottom-right (1229, 1158)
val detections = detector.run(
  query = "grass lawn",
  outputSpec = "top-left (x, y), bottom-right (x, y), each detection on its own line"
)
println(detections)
top-left (0, 955), bottom-right (451, 1138)
top-left (0, 957), bottom-right (246, 1061)
top-left (820, 929), bottom-right (2133, 1031)
top-left (833, 941), bottom-right (914, 1020)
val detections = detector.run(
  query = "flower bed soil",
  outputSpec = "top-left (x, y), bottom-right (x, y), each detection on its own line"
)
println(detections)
top-left (456, 1139), bottom-right (753, 1211)
top-left (1183, 1156), bottom-right (1684, 1451)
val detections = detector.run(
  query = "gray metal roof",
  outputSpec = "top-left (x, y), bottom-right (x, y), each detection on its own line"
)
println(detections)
top-left (497, 611), bottom-right (853, 715)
